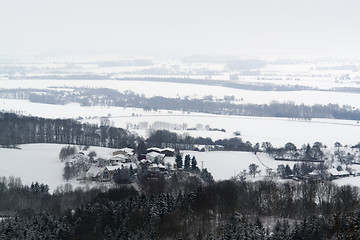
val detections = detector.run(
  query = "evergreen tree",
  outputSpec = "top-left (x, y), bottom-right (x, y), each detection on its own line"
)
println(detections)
top-left (137, 140), bottom-right (147, 160)
top-left (184, 154), bottom-right (191, 170)
top-left (277, 164), bottom-right (286, 178)
top-left (175, 153), bottom-right (183, 169)
top-left (191, 156), bottom-right (198, 171)
top-left (113, 167), bottom-right (132, 184)
top-left (284, 164), bottom-right (292, 177)
top-left (200, 168), bottom-right (214, 183)
top-left (293, 163), bottom-right (301, 177)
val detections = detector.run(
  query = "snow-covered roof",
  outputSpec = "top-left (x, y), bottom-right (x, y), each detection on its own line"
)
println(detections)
top-left (110, 155), bottom-right (127, 161)
top-left (338, 170), bottom-right (350, 176)
top-left (147, 147), bottom-right (163, 152)
top-left (113, 148), bottom-right (134, 157)
top-left (140, 159), bottom-right (152, 164)
top-left (119, 147), bottom-right (134, 155)
top-left (327, 168), bottom-right (339, 176)
top-left (106, 162), bottom-right (138, 171)
top-left (147, 147), bottom-right (175, 153)
top-left (309, 170), bottom-right (320, 176)
top-left (86, 166), bottom-right (104, 178)
top-left (106, 166), bottom-right (120, 171)
top-left (327, 168), bottom-right (350, 176)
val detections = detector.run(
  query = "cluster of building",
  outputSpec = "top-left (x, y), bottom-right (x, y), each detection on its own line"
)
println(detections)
top-left (84, 147), bottom-right (175, 182)
top-left (300, 168), bottom-right (351, 181)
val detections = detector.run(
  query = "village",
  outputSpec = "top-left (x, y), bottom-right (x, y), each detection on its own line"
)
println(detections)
top-left (69, 146), bottom-right (177, 183)
top-left (59, 140), bottom-right (360, 186)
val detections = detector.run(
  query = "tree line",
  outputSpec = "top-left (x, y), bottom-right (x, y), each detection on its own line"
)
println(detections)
top-left (1, 176), bottom-right (360, 239)
top-left (0, 112), bottom-right (258, 152)
top-left (146, 129), bottom-right (255, 151)
top-left (0, 112), bottom-right (138, 149)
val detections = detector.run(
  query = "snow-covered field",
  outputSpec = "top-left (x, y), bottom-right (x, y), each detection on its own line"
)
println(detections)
top-left (0, 144), bottom-right (116, 193)
top-left (2, 99), bottom-right (360, 148)
top-left (332, 175), bottom-right (360, 188)
top-left (0, 144), bottom-right (68, 192)
top-left (2, 79), bottom-right (360, 108)
top-left (177, 151), bottom-right (295, 180)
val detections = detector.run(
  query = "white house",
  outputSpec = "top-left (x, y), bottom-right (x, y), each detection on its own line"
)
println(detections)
top-left (86, 166), bottom-right (111, 182)
top-left (146, 152), bottom-right (165, 163)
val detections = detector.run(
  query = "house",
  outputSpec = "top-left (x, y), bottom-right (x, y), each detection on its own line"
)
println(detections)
top-left (147, 147), bottom-right (175, 157)
top-left (109, 154), bottom-right (128, 165)
top-left (327, 168), bottom-right (350, 180)
top-left (121, 147), bottom-right (135, 155)
top-left (147, 147), bottom-right (163, 154)
top-left (86, 163), bottom-right (138, 182)
top-left (86, 166), bottom-right (111, 182)
top-left (108, 163), bottom-right (138, 173)
top-left (338, 170), bottom-right (351, 178)
top-left (146, 152), bottom-right (165, 163)
top-left (112, 148), bottom-right (135, 162)
top-left (162, 148), bottom-right (175, 157)
top-left (95, 158), bottom-right (110, 167)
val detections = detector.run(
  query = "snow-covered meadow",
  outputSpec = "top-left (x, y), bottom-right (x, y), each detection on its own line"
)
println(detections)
top-left (173, 150), bottom-right (360, 188)
top-left (0, 144), bottom-right (116, 193)
top-left (2, 79), bottom-right (360, 108)
top-left (0, 144), bottom-right (69, 192)
top-left (177, 151), bottom-right (293, 180)
top-left (2, 99), bottom-right (360, 148)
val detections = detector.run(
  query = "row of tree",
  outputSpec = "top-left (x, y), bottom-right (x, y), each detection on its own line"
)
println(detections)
top-left (0, 112), bottom-right (253, 152)
top-left (0, 112), bottom-right (138, 148)
top-left (1, 177), bottom-right (360, 239)
top-left (262, 142), bottom-right (326, 161)
top-left (146, 129), bottom-right (255, 151)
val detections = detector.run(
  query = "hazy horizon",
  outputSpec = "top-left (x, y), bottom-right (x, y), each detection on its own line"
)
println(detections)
top-left (1, 0), bottom-right (360, 59)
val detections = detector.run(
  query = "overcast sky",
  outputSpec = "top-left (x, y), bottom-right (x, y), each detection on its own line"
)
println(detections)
top-left (1, 0), bottom-right (359, 58)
